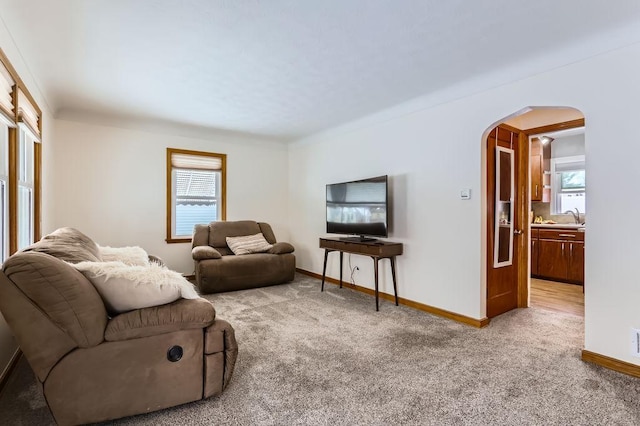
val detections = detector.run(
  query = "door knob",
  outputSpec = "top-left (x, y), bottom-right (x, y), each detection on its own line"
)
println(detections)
top-left (514, 229), bottom-right (522, 235)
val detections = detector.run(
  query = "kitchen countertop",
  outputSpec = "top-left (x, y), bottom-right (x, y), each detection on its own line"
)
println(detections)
top-left (531, 223), bottom-right (585, 230)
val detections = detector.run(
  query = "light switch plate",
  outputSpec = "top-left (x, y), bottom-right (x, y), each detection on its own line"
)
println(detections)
top-left (460, 189), bottom-right (471, 200)
top-left (631, 328), bottom-right (640, 357)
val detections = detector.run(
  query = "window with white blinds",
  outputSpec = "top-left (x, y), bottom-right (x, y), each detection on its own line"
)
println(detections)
top-left (1, 47), bottom-right (42, 254)
top-left (167, 148), bottom-right (226, 241)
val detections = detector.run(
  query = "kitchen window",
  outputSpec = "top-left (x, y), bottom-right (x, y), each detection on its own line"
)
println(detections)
top-left (166, 148), bottom-right (226, 242)
top-left (551, 155), bottom-right (586, 215)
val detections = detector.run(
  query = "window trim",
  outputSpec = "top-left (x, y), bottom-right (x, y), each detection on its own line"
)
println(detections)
top-left (166, 148), bottom-right (226, 243)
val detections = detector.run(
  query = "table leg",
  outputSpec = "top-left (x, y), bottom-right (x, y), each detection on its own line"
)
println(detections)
top-left (339, 251), bottom-right (343, 288)
top-left (321, 249), bottom-right (329, 292)
top-left (391, 256), bottom-right (398, 306)
top-left (373, 257), bottom-right (379, 311)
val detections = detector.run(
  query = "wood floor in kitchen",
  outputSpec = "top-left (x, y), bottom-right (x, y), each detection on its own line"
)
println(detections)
top-left (530, 278), bottom-right (584, 317)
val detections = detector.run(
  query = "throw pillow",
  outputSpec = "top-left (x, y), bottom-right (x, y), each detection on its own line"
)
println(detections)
top-left (72, 261), bottom-right (200, 315)
top-left (226, 233), bottom-right (273, 255)
top-left (99, 245), bottom-right (150, 266)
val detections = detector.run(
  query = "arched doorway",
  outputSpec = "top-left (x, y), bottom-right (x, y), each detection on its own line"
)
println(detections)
top-left (484, 107), bottom-right (585, 318)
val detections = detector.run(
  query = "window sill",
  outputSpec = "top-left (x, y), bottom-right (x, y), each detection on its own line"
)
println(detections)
top-left (166, 238), bottom-right (192, 244)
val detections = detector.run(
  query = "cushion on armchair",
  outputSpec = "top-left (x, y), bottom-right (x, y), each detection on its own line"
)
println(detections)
top-left (104, 298), bottom-right (216, 341)
top-left (24, 227), bottom-right (103, 263)
top-left (72, 261), bottom-right (200, 315)
top-left (269, 242), bottom-right (295, 254)
top-left (192, 246), bottom-right (222, 260)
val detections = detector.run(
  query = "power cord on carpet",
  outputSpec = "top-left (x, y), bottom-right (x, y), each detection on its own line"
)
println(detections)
top-left (348, 254), bottom-right (359, 286)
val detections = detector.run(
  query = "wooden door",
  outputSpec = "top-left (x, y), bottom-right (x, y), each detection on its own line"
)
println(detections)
top-left (486, 125), bottom-right (523, 318)
top-left (537, 239), bottom-right (566, 281)
top-left (567, 242), bottom-right (584, 283)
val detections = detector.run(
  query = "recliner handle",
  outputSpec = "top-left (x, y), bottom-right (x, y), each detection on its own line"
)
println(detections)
top-left (167, 345), bottom-right (183, 362)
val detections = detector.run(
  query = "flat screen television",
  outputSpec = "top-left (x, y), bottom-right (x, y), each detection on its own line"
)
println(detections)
top-left (326, 175), bottom-right (388, 241)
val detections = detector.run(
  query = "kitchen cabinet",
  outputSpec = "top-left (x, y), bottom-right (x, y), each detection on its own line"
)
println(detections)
top-left (537, 239), bottom-right (567, 280)
top-left (566, 240), bottom-right (584, 283)
top-left (532, 228), bottom-right (584, 285)
top-left (530, 138), bottom-right (543, 201)
top-left (530, 138), bottom-right (551, 202)
top-left (531, 228), bottom-right (539, 275)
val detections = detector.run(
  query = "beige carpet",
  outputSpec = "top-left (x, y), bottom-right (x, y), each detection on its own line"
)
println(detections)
top-left (1, 273), bottom-right (639, 425)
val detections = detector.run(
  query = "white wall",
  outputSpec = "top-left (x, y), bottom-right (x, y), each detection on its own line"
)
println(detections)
top-left (552, 134), bottom-right (585, 158)
top-left (51, 119), bottom-right (289, 274)
top-left (289, 41), bottom-right (640, 366)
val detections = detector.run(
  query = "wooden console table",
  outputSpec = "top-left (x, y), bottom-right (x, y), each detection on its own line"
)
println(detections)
top-left (319, 237), bottom-right (403, 311)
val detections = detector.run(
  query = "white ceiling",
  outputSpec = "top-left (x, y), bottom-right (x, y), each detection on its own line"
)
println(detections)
top-left (2, 0), bottom-right (640, 140)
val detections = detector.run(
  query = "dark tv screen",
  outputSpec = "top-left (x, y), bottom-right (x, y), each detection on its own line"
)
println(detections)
top-left (326, 175), bottom-right (388, 238)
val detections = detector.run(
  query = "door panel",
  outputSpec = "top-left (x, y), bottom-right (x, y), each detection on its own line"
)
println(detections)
top-left (537, 239), bottom-right (566, 281)
top-left (531, 154), bottom-right (542, 201)
top-left (567, 242), bottom-right (584, 283)
top-left (486, 125), bottom-right (521, 318)
top-left (531, 239), bottom-right (538, 275)
top-left (494, 147), bottom-right (514, 267)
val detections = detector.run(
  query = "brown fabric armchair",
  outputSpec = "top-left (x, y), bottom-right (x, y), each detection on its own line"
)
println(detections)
top-left (192, 220), bottom-right (295, 294)
top-left (0, 228), bottom-right (237, 425)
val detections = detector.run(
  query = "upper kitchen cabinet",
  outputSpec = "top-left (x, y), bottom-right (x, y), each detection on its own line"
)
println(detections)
top-left (530, 137), bottom-right (551, 202)
top-left (531, 137), bottom-right (543, 201)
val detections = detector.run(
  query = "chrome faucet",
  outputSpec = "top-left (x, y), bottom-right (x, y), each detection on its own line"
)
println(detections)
top-left (564, 208), bottom-right (580, 224)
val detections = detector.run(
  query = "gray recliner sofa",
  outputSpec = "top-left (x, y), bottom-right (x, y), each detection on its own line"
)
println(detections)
top-left (192, 220), bottom-right (295, 294)
top-left (0, 228), bottom-right (237, 425)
